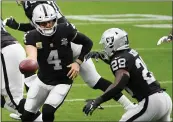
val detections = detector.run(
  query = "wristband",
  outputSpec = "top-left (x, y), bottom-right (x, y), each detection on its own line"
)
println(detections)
top-left (75, 59), bottom-right (82, 66)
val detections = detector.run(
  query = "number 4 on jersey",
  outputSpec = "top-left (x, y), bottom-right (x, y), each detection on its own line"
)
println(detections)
top-left (47, 50), bottom-right (62, 70)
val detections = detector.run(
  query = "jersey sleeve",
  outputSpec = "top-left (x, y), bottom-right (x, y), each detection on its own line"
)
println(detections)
top-left (24, 31), bottom-right (37, 47)
top-left (63, 23), bottom-right (78, 42)
top-left (110, 54), bottom-right (134, 75)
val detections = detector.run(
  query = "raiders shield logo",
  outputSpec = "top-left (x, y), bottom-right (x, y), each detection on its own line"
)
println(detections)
top-left (61, 38), bottom-right (68, 46)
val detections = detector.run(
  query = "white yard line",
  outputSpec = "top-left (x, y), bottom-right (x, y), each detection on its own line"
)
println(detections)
top-left (72, 81), bottom-right (172, 87)
top-left (64, 99), bottom-right (122, 108)
top-left (2, 0), bottom-right (172, 3)
top-left (23, 80), bottom-right (172, 96)
top-left (65, 81), bottom-right (172, 104)
top-left (93, 48), bottom-right (172, 51)
top-left (134, 48), bottom-right (172, 51)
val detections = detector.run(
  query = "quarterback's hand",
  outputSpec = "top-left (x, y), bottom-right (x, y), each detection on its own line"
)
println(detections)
top-left (157, 36), bottom-right (172, 45)
top-left (3, 17), bottom-right (19, 30)
top-left (67, 62), bottom-right (80, 80)
top-left (83, 99), bottom-right (99, 116)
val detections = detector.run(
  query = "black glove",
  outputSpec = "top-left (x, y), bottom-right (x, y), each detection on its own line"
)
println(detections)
top-left (4, 17), bottom-right (19, 30)
top-left (85, 51), bottom-right (110, 64)
top-left (83, 97), bottom-right (103, 116)
top-left (85, 99), bottom-right (104, 110)
top-left (85, 51), bottom-right (100, 61)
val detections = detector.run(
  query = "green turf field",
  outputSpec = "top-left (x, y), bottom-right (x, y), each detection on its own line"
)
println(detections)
top-left (1, 1), bottom-right (172, 121)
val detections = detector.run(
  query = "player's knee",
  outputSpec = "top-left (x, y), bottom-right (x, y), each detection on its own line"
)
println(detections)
top-left (42, 104), bottom-right (56, 122)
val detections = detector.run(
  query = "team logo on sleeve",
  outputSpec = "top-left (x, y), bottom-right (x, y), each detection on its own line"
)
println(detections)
top-left (36, 42), bottom-right (43, 49)
top-left (61, 38), bottom-right (68, 46)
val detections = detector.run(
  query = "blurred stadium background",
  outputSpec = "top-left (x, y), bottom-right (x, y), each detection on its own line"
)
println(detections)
top-left (1, 0), bottom-right (172, 121)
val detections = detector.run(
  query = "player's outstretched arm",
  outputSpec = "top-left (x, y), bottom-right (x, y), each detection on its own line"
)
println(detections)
top-left (3, 17), bottom-right (34, 32)
top-left (83, 69), bottom-right (130, 116)
top-left (85, 51), bottom-right (110, 64)
top-left (17, 23), bottom-right (35, 32)
top-left (25, 45), bottom-right (37, 61)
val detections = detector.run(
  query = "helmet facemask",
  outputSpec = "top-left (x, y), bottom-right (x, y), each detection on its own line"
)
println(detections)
top-left (34, 17), bottom-right (58, 36)
top-left (99, 36), bottom-right (115, 57)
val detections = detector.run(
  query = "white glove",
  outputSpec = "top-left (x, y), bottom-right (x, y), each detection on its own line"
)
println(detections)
top-left (124, 103), bottom-right (138, 111)
top-left (157, 36), bottom-right (169, 45)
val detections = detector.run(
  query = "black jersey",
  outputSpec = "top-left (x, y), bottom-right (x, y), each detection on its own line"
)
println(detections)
top-left (1, 19), bottom-right (17, 48)
top-left (21, 1), bottom-right (62, 20)
top-left (110, 49), bottom-right (162, 101)
top-left (24, 23), bottom-right (77, 85)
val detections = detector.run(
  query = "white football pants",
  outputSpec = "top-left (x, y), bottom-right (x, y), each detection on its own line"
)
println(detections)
top-left (1, 44), bottom-right (26, 109)
top-left (120, 91), bottom-right (172, 121)
top-left (24, 77), bottom-right (72, 113)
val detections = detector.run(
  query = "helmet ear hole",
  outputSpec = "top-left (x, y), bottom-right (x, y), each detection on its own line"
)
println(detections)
top-left (109, 45), bottom-right (114, 48)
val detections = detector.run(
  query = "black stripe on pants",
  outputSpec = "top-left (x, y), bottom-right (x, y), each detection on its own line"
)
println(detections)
top-left (126, 97), bottom-right (149, 122)
top-left (1, 53), bottom-right (18, 109)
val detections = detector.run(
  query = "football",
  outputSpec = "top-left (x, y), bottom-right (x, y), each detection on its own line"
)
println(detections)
top-left (19, 59), bottom-right (38, 74)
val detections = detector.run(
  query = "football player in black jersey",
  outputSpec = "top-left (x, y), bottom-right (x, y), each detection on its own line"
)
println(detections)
top-left (21, 4), bottom-right (93, 122)
top-left (1, 18), bottom-right (42, 121)
top-left (4, 1), bottom-right (136, 120)
top-left (83, 28), bottom-right (172, 121)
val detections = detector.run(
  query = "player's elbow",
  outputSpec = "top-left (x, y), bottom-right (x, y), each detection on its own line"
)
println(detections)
top-left (87, 39), bottom-right (93, 51)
